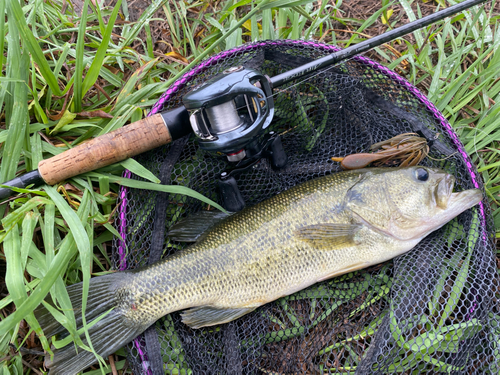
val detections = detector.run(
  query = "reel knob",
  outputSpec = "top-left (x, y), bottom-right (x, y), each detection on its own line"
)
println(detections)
top-left (183, 67), bottom-right (274, 156)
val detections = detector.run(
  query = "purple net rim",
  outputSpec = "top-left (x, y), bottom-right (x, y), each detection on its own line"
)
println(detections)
top-left (116, 39), bottom-right (488, 373)
top-left (118, 38), bottom-right (487, 264)
top-left (118, 39), bottom-right (486, 270)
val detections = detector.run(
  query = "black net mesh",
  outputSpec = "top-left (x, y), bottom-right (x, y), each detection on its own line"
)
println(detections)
top-left (111, 41), bottom-right (499, 374)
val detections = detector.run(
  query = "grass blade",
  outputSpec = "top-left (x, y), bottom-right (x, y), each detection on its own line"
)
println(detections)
top-left (82, 0), bottom-right (122, 94)
top-left (120, 159), bottom-right (161, 183)
top-left (0, 16), bottom-right (29, 183)
top-left (20, 212), bottom-right (39, 270)
top-left (4, 223), bottom-right (50, 351)
top-left (44, 186), bottom-right (91, 265)
top-left (0, 0), bottom-right (5, 82)
top-left (6, 0), bottom-right (62, 96)
top-left (86, 172), bottom-right (226, 212)
top-left (73, 0), bottom-right (91, 113)
top-left (41, 202), bottom-right (56, 267)
top-left (0, 230), bottom-right (79, 335)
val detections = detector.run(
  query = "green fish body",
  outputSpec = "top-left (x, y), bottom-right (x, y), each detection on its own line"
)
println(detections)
top-left (35, 167), bottom-right (482, 374)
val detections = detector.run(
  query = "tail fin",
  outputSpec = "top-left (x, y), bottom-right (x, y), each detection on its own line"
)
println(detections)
top-left (35, 273), bottom-right (122, 338)
top-left (34, 272), bottom-right (145, 374)
top-left (43, 311), bottom-right (144, 374)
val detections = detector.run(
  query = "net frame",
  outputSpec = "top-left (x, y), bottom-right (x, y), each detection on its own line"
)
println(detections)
top-left (111, 40), bottom-right (498, 374)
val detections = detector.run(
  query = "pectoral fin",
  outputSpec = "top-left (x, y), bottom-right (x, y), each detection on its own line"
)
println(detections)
top-left (181, 306), bottom-right (257, 329)
top-left (168, 210), bottom-right (232, 242)
top-left (294, 223), bottom-right (361, 249)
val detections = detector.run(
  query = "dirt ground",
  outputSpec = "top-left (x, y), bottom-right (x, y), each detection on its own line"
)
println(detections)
top-left (102, 0), bottom-right (500, 58)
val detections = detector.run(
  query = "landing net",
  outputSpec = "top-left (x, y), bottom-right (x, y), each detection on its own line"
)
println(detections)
top-left (112, 40), bottom-right (499, 374)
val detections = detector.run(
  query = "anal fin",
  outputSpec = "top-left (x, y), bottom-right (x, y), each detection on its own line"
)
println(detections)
top-left (181, 306), bottom-right (256, 329)
top-left (317, 262), bottom-right (369, 281)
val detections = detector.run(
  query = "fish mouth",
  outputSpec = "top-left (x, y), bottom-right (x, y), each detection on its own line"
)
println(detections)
top-left (417, 187), bottom-right (482, 241)
top-left (447, 188), bottom-right (483, 212)
top-left (434, 174), bottom-right (454, 209)
top-left (434, 173), bottom-right (482, 213)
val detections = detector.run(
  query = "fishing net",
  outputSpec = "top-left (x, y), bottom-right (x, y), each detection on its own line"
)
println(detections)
top-left (111, 40), bottom-right (499, 374)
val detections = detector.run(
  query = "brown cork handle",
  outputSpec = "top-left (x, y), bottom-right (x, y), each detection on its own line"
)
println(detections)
top-left (38, 114), bottom-right (172, 185)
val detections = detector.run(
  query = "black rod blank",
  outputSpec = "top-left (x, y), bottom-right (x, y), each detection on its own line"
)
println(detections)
top-left (270, 0), bottom-right (489, 88)
top-left (0, 170), bottom-right (44, 200)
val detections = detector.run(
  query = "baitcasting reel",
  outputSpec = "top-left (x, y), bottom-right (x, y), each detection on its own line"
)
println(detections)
top-left (183, 66), bottom-right (287, 212)
top-left (183, 66), bottom-right (274, 162)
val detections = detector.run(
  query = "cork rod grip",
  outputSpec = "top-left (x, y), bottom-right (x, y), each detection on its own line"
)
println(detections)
top-left (38, 114), bottom-right (172, 185)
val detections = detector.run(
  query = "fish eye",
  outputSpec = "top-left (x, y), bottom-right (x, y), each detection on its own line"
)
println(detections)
top-left (415, 168), bottom-right (429, 182)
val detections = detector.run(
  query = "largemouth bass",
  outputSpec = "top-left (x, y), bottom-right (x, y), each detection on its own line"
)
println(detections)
top-left (34, 166), bottom-right (482, 374)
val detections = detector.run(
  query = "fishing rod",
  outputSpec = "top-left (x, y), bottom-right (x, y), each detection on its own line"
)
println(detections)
top-left (0, 0), bottom-right (489, 199)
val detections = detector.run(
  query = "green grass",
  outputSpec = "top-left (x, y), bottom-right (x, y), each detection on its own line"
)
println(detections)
top-left (0, 0), bottom-right (499, 373)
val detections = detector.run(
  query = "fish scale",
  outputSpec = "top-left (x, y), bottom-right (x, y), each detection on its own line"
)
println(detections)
top-left (34, 166), bottom-right (482, 374)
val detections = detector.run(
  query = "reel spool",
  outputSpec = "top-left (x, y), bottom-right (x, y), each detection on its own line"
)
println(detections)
top-left (183, 66), bottom-right (274, 162)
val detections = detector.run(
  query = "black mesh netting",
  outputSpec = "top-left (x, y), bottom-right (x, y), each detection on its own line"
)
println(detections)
top-left (111, 40), bottom-right (499, 374)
